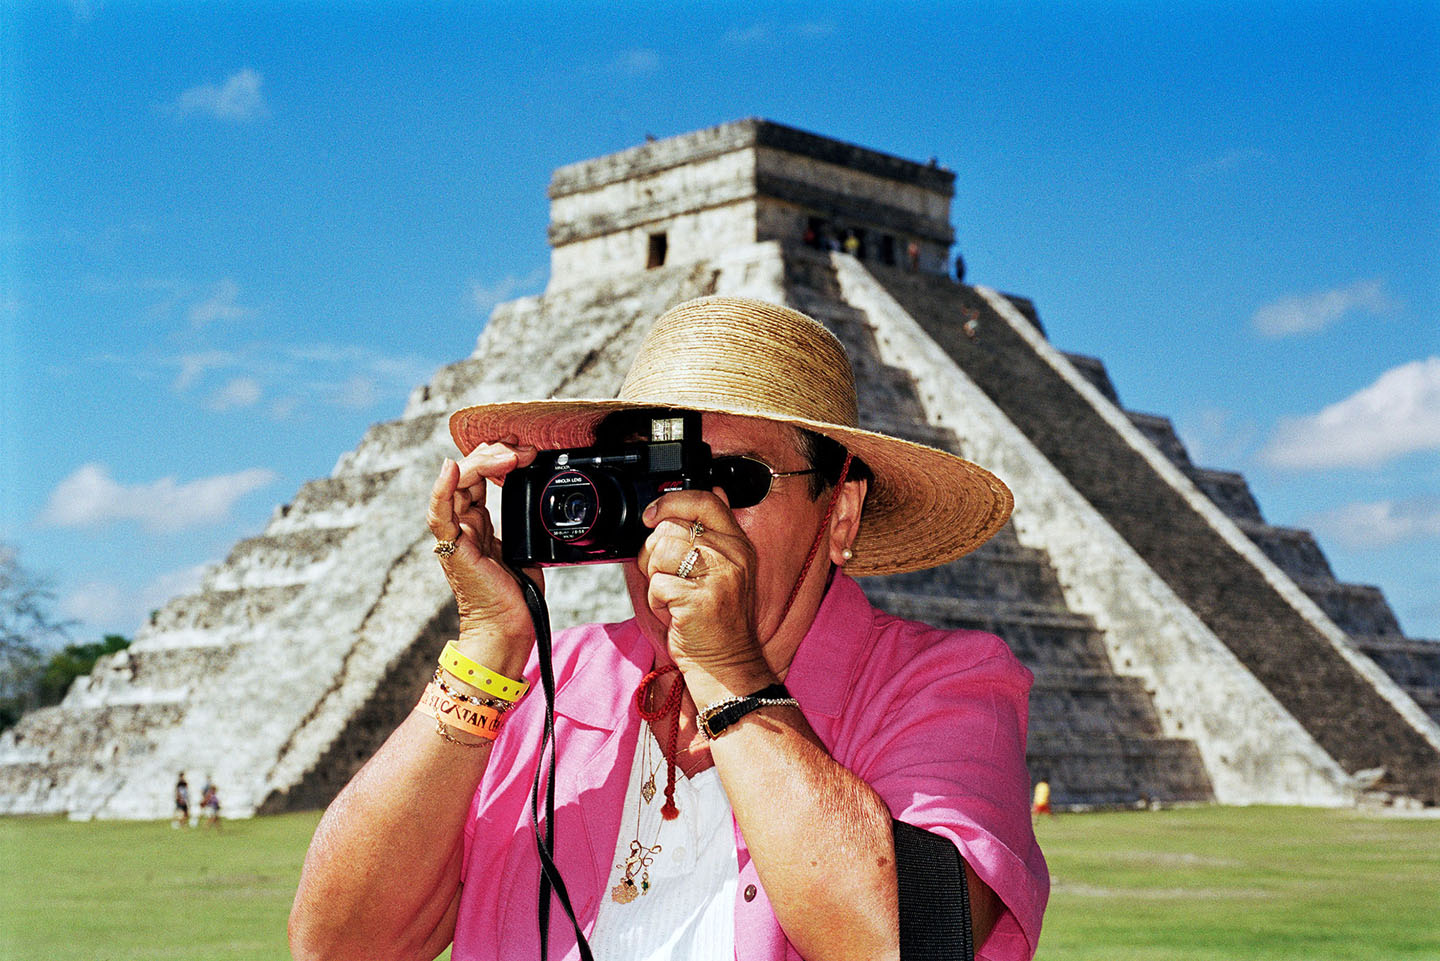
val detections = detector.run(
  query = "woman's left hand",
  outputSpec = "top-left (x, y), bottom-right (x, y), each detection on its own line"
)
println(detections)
top-left (636, 490), bottom-right (769, 684)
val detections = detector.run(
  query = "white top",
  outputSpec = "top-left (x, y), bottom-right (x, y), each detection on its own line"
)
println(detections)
top-left (589, 722), bottom-right (738, 961)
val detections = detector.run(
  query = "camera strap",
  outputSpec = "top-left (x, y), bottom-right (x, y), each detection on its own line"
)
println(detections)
top-left (511, 566), bottom-right (595, 961)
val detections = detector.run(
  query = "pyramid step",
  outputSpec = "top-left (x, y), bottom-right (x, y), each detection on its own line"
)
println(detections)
top-left (1352, 635), bottom-right (1440, 688)
top-left (1027, 671), bottom-right (1165, 738)
top-left (267, 469), bottom-right (400, 533)
top-left (1026, 734), bottom-right (1213, 806)
top-left (866, 590), bottom-right (1094, 632)
top-left (206, 527), bottom-right (354, 591)
top-left (1126, 411), bottom-right (1190, 469)
top-left (149, 584), bottom-right (307, 633)
top-left (1183, 467), bottom-right (1263, 523)
top-left (1288, 577), bottom-right (1403, 637)
top-left (872, 551), bottom-right (1070, 608)
top-left (1233, 520), bottom-right (1336, 580)
top-left (65, 642), bottom-right (248, 704)
top-left (333, 412), bottom-right (448, 475)
top-left (0, 700), bottom-right (186, 768)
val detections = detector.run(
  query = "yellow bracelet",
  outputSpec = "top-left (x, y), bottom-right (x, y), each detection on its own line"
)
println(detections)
top-left (415, 681), bottom-right (504, 740)
top-left (439, 641), bottom-right (529, 703)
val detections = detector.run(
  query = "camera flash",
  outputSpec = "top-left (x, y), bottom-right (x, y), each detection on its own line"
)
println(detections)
top-left (650, 416), bottom-right (685, 441)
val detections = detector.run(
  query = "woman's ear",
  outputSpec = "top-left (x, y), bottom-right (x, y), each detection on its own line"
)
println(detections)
top-left (827, 477), bottom-right (867, 566)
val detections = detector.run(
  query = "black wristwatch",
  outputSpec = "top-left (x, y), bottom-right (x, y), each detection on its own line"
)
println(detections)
top-left (696, 683), bottom-right (800, 740)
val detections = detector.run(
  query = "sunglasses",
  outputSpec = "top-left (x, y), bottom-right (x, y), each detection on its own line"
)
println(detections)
top-left (708, 456), bottom-right (818, 510)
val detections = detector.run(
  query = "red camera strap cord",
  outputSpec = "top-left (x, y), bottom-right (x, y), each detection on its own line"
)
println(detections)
top-left (512, 565), bottom-right (595, 961)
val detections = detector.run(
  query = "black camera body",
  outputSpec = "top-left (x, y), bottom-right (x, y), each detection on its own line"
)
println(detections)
top-left (501, 412), bottom-right (711, 566)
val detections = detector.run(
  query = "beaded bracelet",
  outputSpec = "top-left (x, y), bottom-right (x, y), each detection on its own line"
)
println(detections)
top-left (432, 668), bottom-right (514, 712)
top-left (415, 681), bottom-right (504, 741)
top-left (439, 641), bottom-right (529, 703)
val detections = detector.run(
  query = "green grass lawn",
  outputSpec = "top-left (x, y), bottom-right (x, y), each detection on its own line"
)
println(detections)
top-left (2, 806), bottom-right (1436, 960)
top-left (1034, 806), bottom-right (1440, 960)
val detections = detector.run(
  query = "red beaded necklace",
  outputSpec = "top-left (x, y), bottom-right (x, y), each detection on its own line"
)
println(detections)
top-left (635, 664), bottom-right (685, 820)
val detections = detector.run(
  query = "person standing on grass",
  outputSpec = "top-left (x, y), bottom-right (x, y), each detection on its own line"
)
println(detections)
top-left (201, 777), bottom-right (222, 831)
top-left (291, 297), bottom-right (1048, 960)
top-left (172, 772), bottom-right (190, 829)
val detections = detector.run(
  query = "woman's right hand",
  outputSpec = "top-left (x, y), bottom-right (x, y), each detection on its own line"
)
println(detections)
top-left (426, 442), bottom-right (543, 661)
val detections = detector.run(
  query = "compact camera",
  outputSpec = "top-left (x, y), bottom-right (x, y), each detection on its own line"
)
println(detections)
top-left (501, 411), bottom-right (711, 566)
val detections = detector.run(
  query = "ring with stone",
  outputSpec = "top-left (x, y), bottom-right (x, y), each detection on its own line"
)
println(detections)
top-left (433, 538), bottom-right (458, 558)
top-left (676, 547), bottom-right (701, 579)
top-left (688, 520), bottom-right (705, 544)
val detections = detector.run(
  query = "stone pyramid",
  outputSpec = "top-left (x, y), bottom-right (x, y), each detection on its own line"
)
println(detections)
top-left (3, 119), bottom-right (1437, 819)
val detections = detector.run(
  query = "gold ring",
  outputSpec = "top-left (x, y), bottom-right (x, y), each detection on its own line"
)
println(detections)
top-left (688, 520), bottom-right (705, 544)
top-left (676, 547), bottom-right (701, 579)
top-left (433, 539), bottom-right (458, 558)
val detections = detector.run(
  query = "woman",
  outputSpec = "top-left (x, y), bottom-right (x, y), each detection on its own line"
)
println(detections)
top-left (291, 297), bottom-right (1047, 960)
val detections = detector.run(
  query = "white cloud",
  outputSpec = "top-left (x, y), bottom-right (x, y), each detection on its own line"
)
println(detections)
top-left (188, 278), bottom-right (249, 327)
top-left (1305, 497), bottom-right (1440, 550)
top-left (172, 68), bottom-right (268, 122)
top-left (1186, 148), bottom-right (1266, 180)
top-left (470, 266), bottom-right (547, 316)
top-left (612, 48), bottom-right (661, 75)
top-left (66, 0), bottom-right (97, 23)
top-left (207, 376), bottom-right (263, 411)
top-left (725, 24), bottom-right (773, 44)
top-left (59, 564), bottom-right (210, 634)
top-left (1261, 357), bottom-right (1440, 470)
top-left (1251, 278), bottom-right (1393, 338)
top-left (334, 374), bottom-right (379, 409)
top-left (38, 464), bottom-right (278, 533)
top-left (173, 351), bottom-right (235, 392)
top-left (725, 20), bottom-right (835, 44)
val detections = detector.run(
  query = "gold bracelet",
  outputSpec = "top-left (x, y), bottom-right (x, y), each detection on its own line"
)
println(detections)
top-left (430, 716), bottom-right (484, 748)
top-left (432, 668), bottom-right (514, 711)
top-left (415, 681), bottom-right (504, 740)
top-left (439, 641), bottom-right (529, 703)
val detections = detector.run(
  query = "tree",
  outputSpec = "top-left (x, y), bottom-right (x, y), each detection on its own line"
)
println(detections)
top-left (0, 543), bottom-right (74, 730)
top-left (37, 635), bottom-right (131, 705)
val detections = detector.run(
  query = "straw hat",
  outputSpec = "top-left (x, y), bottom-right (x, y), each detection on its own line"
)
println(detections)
top-left (449, 296), bottom-right (1012, 575)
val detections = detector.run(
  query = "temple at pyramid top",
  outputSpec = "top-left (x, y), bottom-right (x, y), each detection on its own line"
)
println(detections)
top-left (547, 118), bottom-right (957, 286)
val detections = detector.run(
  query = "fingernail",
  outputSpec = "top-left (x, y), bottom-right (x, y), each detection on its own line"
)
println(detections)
top-left (643, 500), bottom-right (658, 524)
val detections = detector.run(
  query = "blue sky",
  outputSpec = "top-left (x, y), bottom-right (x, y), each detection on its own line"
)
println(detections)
top-left (2, 1), bottom-right (1437, 644)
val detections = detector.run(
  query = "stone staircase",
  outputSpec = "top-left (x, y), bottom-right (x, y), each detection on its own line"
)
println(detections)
top-left (788, 251), bottom-right (1212, 807)
top-left (0, 261), bottom-right (735, 819)
top-left (867, 262), bottom-right (1440, 804)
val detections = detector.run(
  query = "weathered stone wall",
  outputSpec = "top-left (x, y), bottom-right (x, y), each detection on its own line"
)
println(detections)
top-left (832, 255), bottom-right (1354, 805)
top-left (549, 118), bottom-right (956, 287)
top-left (859, 262), bottom-right (1440, 802)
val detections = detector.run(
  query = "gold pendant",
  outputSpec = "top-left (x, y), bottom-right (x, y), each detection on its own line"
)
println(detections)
top-left (611, 879), bottom-right (638, 904)
top-left (640, 775), bottom-right (656, 805)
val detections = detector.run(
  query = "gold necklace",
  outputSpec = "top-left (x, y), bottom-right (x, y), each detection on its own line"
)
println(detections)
top-left (611, 722), bottom-right (667, 904)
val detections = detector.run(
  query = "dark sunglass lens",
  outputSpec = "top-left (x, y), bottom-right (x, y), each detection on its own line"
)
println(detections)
top-left (711, 458), bottom-right (771, 509)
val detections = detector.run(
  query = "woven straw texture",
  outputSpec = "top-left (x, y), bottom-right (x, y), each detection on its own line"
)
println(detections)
top-left (450, 296), bottom-right (1012, 575)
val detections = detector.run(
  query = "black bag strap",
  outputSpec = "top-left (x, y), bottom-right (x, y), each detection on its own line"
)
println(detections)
top-left (893, 819), bottom-right (975, 961)
top-left (513, 567), bottom-right (594, 961)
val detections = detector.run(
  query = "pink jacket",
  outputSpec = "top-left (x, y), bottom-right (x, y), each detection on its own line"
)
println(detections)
top-left (456, 574), bottom-right (1048, 959)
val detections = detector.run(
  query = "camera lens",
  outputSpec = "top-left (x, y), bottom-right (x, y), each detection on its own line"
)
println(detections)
top-left (555, 490), bottom-right (592, 525)
top-left (539, 471), bottom-right (605, 544)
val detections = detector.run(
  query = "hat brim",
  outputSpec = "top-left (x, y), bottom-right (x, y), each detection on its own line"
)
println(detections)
top-left (450, 399), bottom-right (1012, 576)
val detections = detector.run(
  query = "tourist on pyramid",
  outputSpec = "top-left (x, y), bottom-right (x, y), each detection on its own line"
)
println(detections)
top-left (292, 297), bottom-right (1049, 961)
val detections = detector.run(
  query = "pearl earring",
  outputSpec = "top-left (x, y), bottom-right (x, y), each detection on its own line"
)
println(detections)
top-left (841, 548), bottom-right (854, 562)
